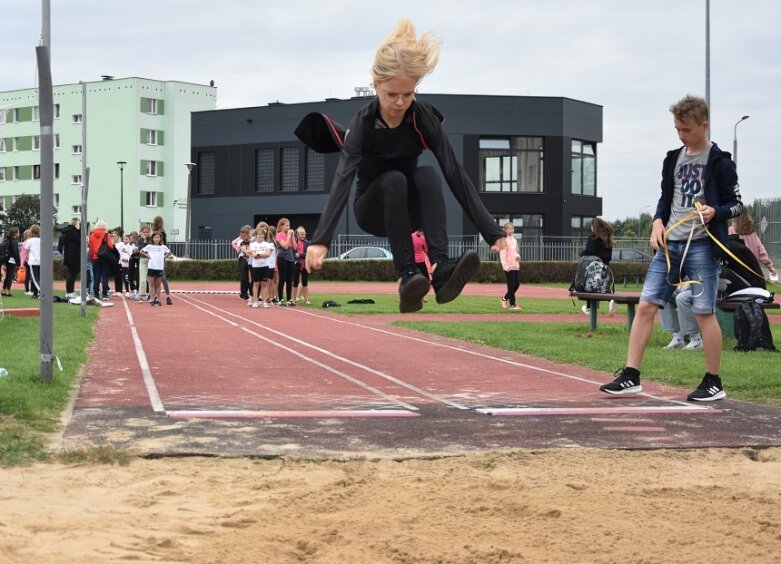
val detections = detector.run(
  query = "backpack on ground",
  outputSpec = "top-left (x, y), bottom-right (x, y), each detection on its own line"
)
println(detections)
top-left (733, 301), bottom-right (778, 352)
top-left (570, 255), bottom-right (614, 294)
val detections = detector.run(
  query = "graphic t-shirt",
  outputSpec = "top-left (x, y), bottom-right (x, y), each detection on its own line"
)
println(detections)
top-left (145, 244), bottom-right (170, 270)
top-left (666, 145), bottom-right (711, 241)
top-left (250, 241), bottom-right (273, 268)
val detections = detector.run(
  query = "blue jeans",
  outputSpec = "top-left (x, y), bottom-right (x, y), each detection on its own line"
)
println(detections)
top-left (640, 240), bottom-right (720, 314)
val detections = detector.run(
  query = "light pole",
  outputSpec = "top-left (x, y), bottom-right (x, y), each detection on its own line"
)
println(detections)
top-left (116, 161), bottom-right (126, 233)
top-left (733, 115), bottom-right (749, 167)
top-left (184, 162), bottom-right (196, 258)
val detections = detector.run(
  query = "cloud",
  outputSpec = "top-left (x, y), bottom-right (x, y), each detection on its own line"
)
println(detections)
top-left (3, 0), bottom-right (779, 222)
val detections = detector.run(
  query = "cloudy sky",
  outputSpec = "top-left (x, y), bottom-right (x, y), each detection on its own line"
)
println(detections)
top-left (3, 0), bottom-right (779, 221)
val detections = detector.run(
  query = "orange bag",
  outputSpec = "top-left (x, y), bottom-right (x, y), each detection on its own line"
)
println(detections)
top-left (15, 266), bottom-right (26, 284)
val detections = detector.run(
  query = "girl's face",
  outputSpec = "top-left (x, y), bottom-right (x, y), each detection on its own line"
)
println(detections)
top-left (241, 232), bottom-right (250, 241)
top-left (123, 236), bottom-right (130, 244)
top-left (297, 229), bottom-right (306, 239)
top-left (375, 76), bottom-right (417, 123)
top-left (152, 233), bottom-right (162, 244)
top-left (504, 225), bottom-right (515, 235)
top-left (141, 229), bottom-right (150, 239)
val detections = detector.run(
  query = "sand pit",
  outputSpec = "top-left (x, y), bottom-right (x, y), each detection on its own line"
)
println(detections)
top-left (1, 447), bottom-right (780, 563)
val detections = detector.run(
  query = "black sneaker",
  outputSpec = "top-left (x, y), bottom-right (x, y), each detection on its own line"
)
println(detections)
top-left (166, 296), bottom-right (173, 305)
top-left (398, 270), bottom-right (430, 313)
top-left (431, 251), bottom-right (480, 305)
top-left (599, 368), bottom-right (642, 395)
top-left (687, 374), bottom-right (726, 402)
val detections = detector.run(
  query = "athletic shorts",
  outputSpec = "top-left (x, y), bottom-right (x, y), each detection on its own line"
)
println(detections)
top-left (147, 269), bottom-right (163, 279)
top-left (251, 266), bottom-right (270, 281)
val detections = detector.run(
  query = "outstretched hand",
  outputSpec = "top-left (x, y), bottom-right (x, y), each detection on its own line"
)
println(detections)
top-left (490, 238), bottom-right (506, 253)
top-left (305, 244), bottom-right (328, 272)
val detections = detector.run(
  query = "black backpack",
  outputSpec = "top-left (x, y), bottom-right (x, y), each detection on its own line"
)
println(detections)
top-left (569, 255), bottom-right (614, 293)
top-left (733, 302), bottom-right (778, 352)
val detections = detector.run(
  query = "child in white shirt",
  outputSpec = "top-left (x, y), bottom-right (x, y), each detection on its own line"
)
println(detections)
top-left (139, 231), bottom-right (171, 306)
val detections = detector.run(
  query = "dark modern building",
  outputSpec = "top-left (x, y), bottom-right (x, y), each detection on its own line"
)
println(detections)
top-left (189, 94), bottom-right (603, 243)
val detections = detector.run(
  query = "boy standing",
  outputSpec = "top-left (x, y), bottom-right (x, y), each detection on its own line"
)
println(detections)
top-left (600, 95), bottom-right (743, 402)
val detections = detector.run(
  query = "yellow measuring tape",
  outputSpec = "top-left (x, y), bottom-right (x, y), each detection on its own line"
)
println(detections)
top-left (662, 202), bottom-right (779, 291)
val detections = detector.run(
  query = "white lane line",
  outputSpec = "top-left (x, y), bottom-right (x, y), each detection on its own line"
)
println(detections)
top-left (167, 409), bottom-right (419, 419)
top-left (291, 309), bottom-right (698, 408)
top-left (181, 295), bottom-right (469, 410)
top-left (477, 406), bottom-right (719, 416)
top-left (177, 295), bottom-right (420, 411)
top-left (120, 297), bottom-right (165, 413)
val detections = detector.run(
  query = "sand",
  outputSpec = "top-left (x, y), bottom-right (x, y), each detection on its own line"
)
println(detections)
top-left (1, 447), bottom-right (780, 563)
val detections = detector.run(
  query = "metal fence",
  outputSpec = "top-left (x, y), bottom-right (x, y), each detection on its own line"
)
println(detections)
top-left (167, 197), bottom-right (781, 266)
top-left (750, 198), bottom-right (781, 270)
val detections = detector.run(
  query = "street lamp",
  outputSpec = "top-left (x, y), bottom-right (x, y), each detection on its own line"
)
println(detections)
top-left (116, 161), bottom-right (127, 233)
top-left (184, 162), bottom-right (196, 258)
top-left (733, 115), bottom-right (749, 167)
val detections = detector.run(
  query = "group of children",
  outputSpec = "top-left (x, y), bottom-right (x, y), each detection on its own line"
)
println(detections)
top-left (80, 222), bottom-right (172, 307)
top-left (233, 217), bottom-right (311, 310)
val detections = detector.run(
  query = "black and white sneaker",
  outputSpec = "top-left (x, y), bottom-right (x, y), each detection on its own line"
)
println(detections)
top-left (398, 270), bottom-right (430, 313)
top-left (432, 251), bottom-right (480, 305)
top-left (687, 374), bottom-right (726, 402)
top-left (599, 368), bottom-right (642, 395)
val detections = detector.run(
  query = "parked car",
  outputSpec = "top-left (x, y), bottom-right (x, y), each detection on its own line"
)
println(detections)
top-left (335, 246), bottom-right (393, 260)
top-left (612, 247), bottom-right (652, 262)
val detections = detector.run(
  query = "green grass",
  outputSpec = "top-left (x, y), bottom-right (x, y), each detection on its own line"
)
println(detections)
top-left (306, 287), bottom-right (781, 407)
top-left (394, 320), bottom-right (781, 407)
top-left (0, 304), bottom-right (98, 466)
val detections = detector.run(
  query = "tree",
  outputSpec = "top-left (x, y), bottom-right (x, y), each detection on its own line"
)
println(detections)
top-left (0, 194), bottom-right (58, 235)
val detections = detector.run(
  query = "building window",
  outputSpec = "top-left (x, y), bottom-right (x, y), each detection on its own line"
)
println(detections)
top-left (12, 108), bottom-right (20, 122)
top-left (145, 191), bottom-right (158, 207)
top-left (281, 147), bottom-right (299, 192)
top-left (54, 193), bottom-right (59, 209)
top-left (0, 138), bottom-right (5, 152)
top-left (147, 129), bottom-right (157, 145)
top-left (571, 216), bottom-right (595, 240)
top-left (33, 165), bottom-right (41, 179)
top-left (305, 148), bottom-right (325, 191)
top-left (0, 109), bottom-right (5, 124)
top-left (54, 104), bottom-right (60, 119)
top-left (33, 106), bottom-right (40, 121)
top-left (13, 137), bottom-right (19, 152)
top-left (54, 134), bottom-right (60, 149)
top-left (146, 160), bottom-right (158, 176)
top-left (54, 163), bottom-right (59, 179)
top-left (72, 113), bottom-right (83, 123)
top-left (149, 99), bottom-right (158, 115)
top-left (495, 213), bottom-right (544, 242)
top-left (255, 148), bottom-right (274, 193)
top-left (33, 136), bottom-right (41, 150)
top-left (197, 152), bottom-right (216, 195)
top-left (571, 140), bottom-right (596, 196)
top-left (13, 166), bottom-right (20, 181)
top-left (71, 174), bottom-right (82, 184)
top-left (0, 168), bottom-right (5, 181)
top-left (480, 137), bottom-right (544, 193)
top-left (72, 205), bottom-right (82, 214)
top-left (72, 145), bottom-right (83, 154)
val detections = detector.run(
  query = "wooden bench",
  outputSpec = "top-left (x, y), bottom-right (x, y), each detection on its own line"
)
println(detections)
top-left (573, 292), bottom-right (779, 335)
top-left (716, 301), bottom-right (779, 312)
top-left (571, 292), bottom-right (640, 332)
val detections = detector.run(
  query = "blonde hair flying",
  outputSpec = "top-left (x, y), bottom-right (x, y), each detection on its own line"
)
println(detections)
top-left (371, 19), bottom-right (441, 85)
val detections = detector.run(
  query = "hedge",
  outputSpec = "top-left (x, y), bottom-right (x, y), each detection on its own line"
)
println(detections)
top-left (53, 259), bottom-right (647, 285)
